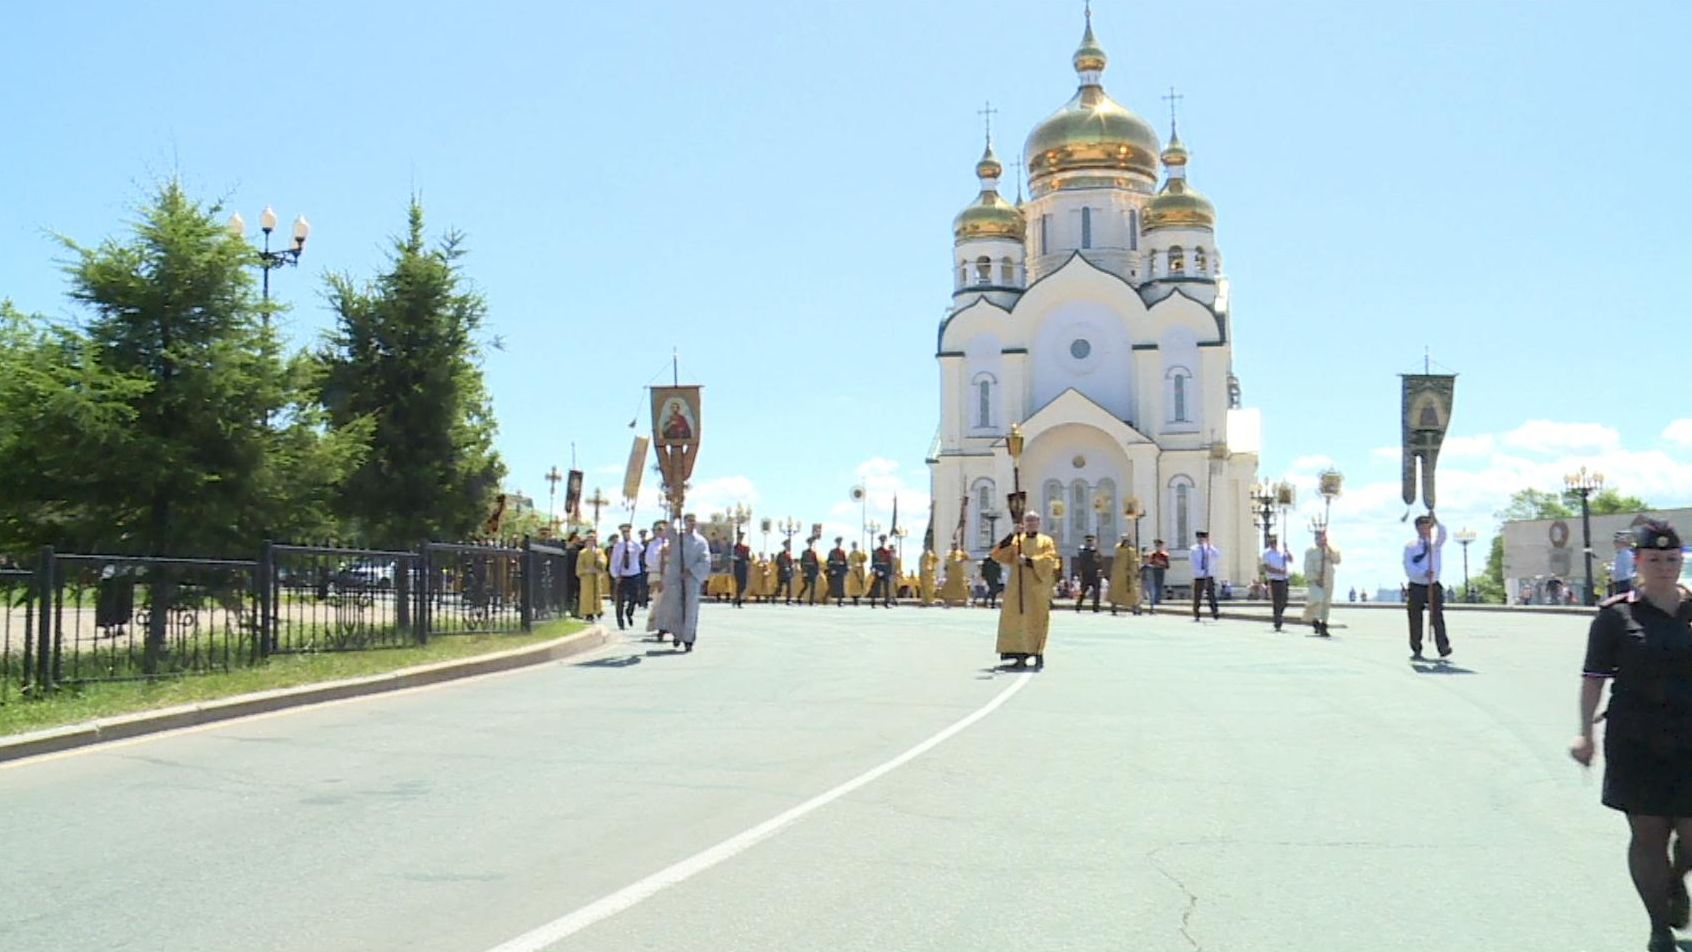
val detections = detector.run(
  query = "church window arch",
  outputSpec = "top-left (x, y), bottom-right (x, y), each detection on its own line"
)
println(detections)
top-left (1043, 479), bottom-right (1065, 545)
top-left (1194, 246), bottom-right (1208, 273)
top-left (1168, 475), bottom-right (1196, 550)
top-left (1039, 214), bottom-right (1050, 254)
top-left (1147, 248), bottom-right (1159, 277)
top-left (975, 256), bottom-right (992, 284)
top-left (958, 261), bottom-right (968, 285)
top-left (1081, 206), bottom-right (1093, 249)
top-left (1070, 480), bottom-right (1088, 539)
top-left (1169, 245), bottom-right (1185, 273)
top-left (1128, 209), bottom-right (1139, 250)
top-left (1095, 478), bottom-right (1118, 544)
top-left (971, 477), bottom-right (997, 549)
top-left (1000, 256), bottom-right (1014, 284)
top-left (971, 372), bottom-right (996, 429)
top-left (1166, 366), bottom-right (1193, 423)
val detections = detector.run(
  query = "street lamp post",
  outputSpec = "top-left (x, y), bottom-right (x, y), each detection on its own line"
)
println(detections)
top-left (779, 516), bottom-right (801, 550)
top-left (1455, 527), bottom-right (1477, 602)
top-left (1564, 466), bottom-right (1605, 606)
top-left (1249, 481), bottom-right (1277, 551)
top-left (228, 207), bottom-right (311, 322)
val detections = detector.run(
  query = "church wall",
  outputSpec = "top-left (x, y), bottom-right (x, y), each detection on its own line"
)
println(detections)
top-left (1030, 299), bottom-right (1136, 422)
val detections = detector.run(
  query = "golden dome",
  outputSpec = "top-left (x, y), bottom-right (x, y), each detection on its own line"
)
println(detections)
top-left (975, 141), bottom-right (1003, 181)
top-left (954, 190), bottom-right (1025, 243)
top-left (1143, 136), bottom-right (1215, 231)
top-left (1023, 20), bottom-right (1160, 191)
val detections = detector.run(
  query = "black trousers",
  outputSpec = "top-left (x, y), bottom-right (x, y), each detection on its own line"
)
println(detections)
top-left (1192, 577), bottom-right (1218, 619)
top-left (1268, 579), bottom-right (1288, 628)
top-left (1075, 574), bottom-right (1101, 612)
top-left (732, 565), bottom-right (749, 604)
top-left (799, 573), bottom-right (818, 602)
top-left (774, 574), bottom-right (793, 602)
top-left (869, 572), bottom-right (892, 606)
top-left (615, 577), bottom-right (640, 626)
top-left (1407, 582), bottom-right (1449, 655)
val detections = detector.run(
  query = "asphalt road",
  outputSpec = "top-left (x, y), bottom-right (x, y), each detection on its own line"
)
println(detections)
top-left (0, 602), bottom-right (1653, 952)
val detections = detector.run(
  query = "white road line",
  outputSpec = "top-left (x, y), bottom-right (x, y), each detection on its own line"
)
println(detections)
top-left (482, 673), bottom-right (1033, 952)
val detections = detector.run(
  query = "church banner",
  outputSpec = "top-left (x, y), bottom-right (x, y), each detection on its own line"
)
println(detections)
top-left (651, 387), bottom-right (701, 448)
top-left (565, 469), bottom-right (583, 519)
top-left (623, 435), bottom-right (649, 502)
top-left (1401, 374), bottom-right (1456, 510)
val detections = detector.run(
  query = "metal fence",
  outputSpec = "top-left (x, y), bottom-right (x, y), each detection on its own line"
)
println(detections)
top-left (4, 536), bottom-right (576, 701)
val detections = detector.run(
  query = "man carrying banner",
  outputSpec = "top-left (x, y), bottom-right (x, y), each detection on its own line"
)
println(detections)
top-left (1404, 513), bottom-right (1451, 660)
top-left (654, 513), bottom-right (712, 652)
top-left (991, 512), bottom-right (1061, 669)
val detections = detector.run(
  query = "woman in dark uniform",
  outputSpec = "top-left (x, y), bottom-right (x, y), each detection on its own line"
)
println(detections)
top-left (1571, 520), bottom-right (1692, 952)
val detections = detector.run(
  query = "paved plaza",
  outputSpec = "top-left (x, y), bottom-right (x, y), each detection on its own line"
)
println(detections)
top-left (0, 603), bottom-right (1641, 952)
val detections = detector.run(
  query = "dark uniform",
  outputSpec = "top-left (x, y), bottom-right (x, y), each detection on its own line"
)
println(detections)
top-left (798, 543), bottom-right (821, 604)
top-left (1584, 583), bottom-right (1692, 813)
top-left (731, 538), bottom-right (751, 608)
top-left (981, 557), bottom-right (1002, 608)
top-left (775, 546), bottom-right (795, 604)
top-left (826, 540), bottom-right (848, 606)
top-left (870, 536), bottom-right (895, 608)
top-left (1074, 536), bottom-right (1102, 613)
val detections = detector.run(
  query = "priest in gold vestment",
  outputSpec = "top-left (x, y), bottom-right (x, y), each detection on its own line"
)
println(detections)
top-left (939, 546), bottom-right (971, 606)
top-left (991, 513), bottom-right (1060, 668)
top-left (918, 548), bottom-right (939, 605)
top-left (575, 531), bottom-right (607, 622)
top-left (1108, 536), bottom-right (1142, 615)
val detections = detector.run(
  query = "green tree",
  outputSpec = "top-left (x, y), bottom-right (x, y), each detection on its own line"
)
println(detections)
top-left (1589, 488), bottom-right (1651, 516)
top-left (321, 201), bottom-right (505, 549)
top-left (1495, 488), bottom-right (1573, 522)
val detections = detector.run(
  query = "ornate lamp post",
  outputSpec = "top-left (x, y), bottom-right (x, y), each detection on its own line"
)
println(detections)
top-left (1249, 481), bottom-right (1277, 551)
top-left (1274, 481), bottom-right (1296, 548)
top-left (892, 525), bottom-right (909, 565)
top-left (1564, 466), bottom-right (1605, 606)
top-left (778, 516), bottom-right (801, 550)
top-left (228, 206), bottom-right (311, 322)
top-left (760, 517), bottom-right (773, 556)
top-left (1123, 496), bottom-right (1143, 549)
top-left (1454, 527), bottom-right (1477, 602)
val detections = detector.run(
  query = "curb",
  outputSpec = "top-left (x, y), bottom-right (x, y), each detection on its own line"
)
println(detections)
top-left (0, 624), bottom-right (609, 764)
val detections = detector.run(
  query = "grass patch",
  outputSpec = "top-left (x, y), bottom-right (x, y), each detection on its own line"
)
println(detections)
top-left (0, 618), bottom-right (586, 738)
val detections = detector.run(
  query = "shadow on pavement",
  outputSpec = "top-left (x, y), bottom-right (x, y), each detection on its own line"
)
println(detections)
top-left (578, 654), bottom-right (642, 669)
top-left (1409, 659), bottom-right (1477, 675)
top-left (976, 663), bottom-right (1043, 680)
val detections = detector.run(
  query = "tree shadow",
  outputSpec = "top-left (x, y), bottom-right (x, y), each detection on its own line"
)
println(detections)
top-left (578, 654), bottom-right (642, 669)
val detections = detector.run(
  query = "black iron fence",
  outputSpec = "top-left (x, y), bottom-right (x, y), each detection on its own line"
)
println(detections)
top-left (3, 536), bottom-right (579, 701)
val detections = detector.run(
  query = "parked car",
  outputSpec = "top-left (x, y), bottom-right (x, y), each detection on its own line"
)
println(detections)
top-left (338, 559), bottom-right (395, 590)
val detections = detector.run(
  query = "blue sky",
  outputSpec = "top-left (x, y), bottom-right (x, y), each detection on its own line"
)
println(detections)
top-left (4, 0), bottom-right (1690, 592)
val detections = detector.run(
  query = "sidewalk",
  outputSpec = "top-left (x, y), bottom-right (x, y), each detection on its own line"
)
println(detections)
top-left (0, 624), bottom-right (608, 764)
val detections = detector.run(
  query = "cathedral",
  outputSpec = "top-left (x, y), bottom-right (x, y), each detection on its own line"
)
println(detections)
top-left (928, 12), bottom-right (1261, 588)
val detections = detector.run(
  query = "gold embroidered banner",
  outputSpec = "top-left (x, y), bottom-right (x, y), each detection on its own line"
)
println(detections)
top-left (1401, 374), bottom-right (1456, 509)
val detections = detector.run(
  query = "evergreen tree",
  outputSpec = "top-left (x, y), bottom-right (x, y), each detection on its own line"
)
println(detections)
top-left (321, 201), bottom-right (504, 549)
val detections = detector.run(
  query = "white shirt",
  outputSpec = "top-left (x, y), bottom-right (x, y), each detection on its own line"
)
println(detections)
top-left (1402, 524), bottom-right (1447, 585)
top-left (610, 537), bottom-right (644, 578)
top-left (1191, 542), bottom-right (1221, 579)
top-left (1260, 547), bottom-right (1290, 581)
top-left (644, 537), bottom-right (666, 574)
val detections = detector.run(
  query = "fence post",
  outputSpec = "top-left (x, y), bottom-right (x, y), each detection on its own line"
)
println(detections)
top-left (256, 539), bottom-right (274, 662)
top-left (417, 541), bottom-right (431, 645)
top-left (34, 545), bottom-right (53, 693)
top-left (520, 535), bottom-right (534, 632)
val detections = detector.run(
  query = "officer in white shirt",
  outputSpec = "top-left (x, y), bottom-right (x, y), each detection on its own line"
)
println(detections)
top-left (609, 524), bottom-right (645, 631)
top-left (1259, 533), bottom-right (1292, 631)
top-left (1190, 530), bottom-right (1222, 622)
top-left (1611, 531), bottom-right (1636, 596)
top-left (643, 522), bottom-right (667, 608)
top-left (1403, 513), bottom-right (1450, 660)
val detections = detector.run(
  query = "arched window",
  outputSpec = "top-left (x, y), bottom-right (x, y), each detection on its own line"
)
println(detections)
top-left (958, 261), bottom-right (967, 285)
top-left (1000, 256), bottom-right (1014, 283)
top-left (1128, 209), bottom-right (1139, 250)
top-left (971, 372), bottom-right (996, 429)
top-left (1070, 480), bottom-right (1088, 539)
top-left (1169, 476), bottom-right (1196, 550)
top-left (972, 477), bottom-right (997, 549)
top-left (1194, 246), bottom-right (1208, 273)
top-left (975, 256), bottom-right (992, 283)
top-left (1095, 478), bottom-right (1118, 544)
top-left (1166, 366), bottom-right (1193, 423)
top-left (1080, 206), bottom-right (1093, 249)
top-left (1043, 479), bottom-right (1065, 545)
top-left (1040, 214), bottom-right (1050, 254)
top-left (1147, 249), bottom-right (1159, 277)
top-left (1169, 245), bottom-right (1185, 273)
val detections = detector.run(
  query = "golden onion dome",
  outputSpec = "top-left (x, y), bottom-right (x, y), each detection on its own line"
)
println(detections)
top-left (1024, 17), bottom-right (1160, 192)
top-left (1143, 134), bottom-right (1215, 231)
top-left (954, 140), bottom-right (1025, 243)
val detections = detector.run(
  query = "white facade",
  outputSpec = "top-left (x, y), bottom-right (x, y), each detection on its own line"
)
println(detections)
top-left (927, 17), bottom-right (1260, 586)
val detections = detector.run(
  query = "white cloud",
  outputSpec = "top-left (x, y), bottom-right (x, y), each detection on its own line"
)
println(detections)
top-left (1440, 434), bottom-right (1495, 458)
top-left (1500, 420), bottom-right (1620, 455)
top-left (1664, 419), bottom-right (1692, 447)
top-left (1289, 454), bottom-right (1335, 472)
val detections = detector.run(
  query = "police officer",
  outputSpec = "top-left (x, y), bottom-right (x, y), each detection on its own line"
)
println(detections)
top-left (1074, 534), bottom-right (1103, 613)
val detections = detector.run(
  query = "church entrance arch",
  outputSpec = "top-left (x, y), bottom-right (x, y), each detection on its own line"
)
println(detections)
top-left (1017, 423), bottom-right (1132, 559)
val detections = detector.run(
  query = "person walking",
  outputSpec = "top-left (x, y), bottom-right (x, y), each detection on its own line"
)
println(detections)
top-left (1570, 521), bottom-right (1692, 952)
top-left (797, 537), bottom-right (821, 605)
top-left (826, 537), bottom-right (849, 607)
top-left (990, 512), bottom-right (1060, 669)
top-left (1301, 528), bottom-right (1342, 637)
top-left (981, 554), bottom-right (1003, 609)
top-left (1614, 531), bottom-right (1639, 597)
top-left (1073, 534), bottom-right (1103, 613)
top-left (869, 535), bottom-right (895, 608)
top-left (654, 513), bottom-right (712, 652)
top-left (1190, 530), bottom-right (1221, 622)
top-left (609, 523), bottom-right (644, 631)
top-left (1260, 532), bottom-right (1292, 632)
top-left (1146, 539), bottom-right (1170, 609)
top-left (1404, 513), bottom-right (1450, 660)
top-left (575, 529), bottom-right (607, 622)
top-left (1108, 534), bottom-right (1142, 616)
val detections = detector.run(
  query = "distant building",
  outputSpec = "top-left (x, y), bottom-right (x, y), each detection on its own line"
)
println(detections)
top-left (1501, 507), bottom-right (1692, 603)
